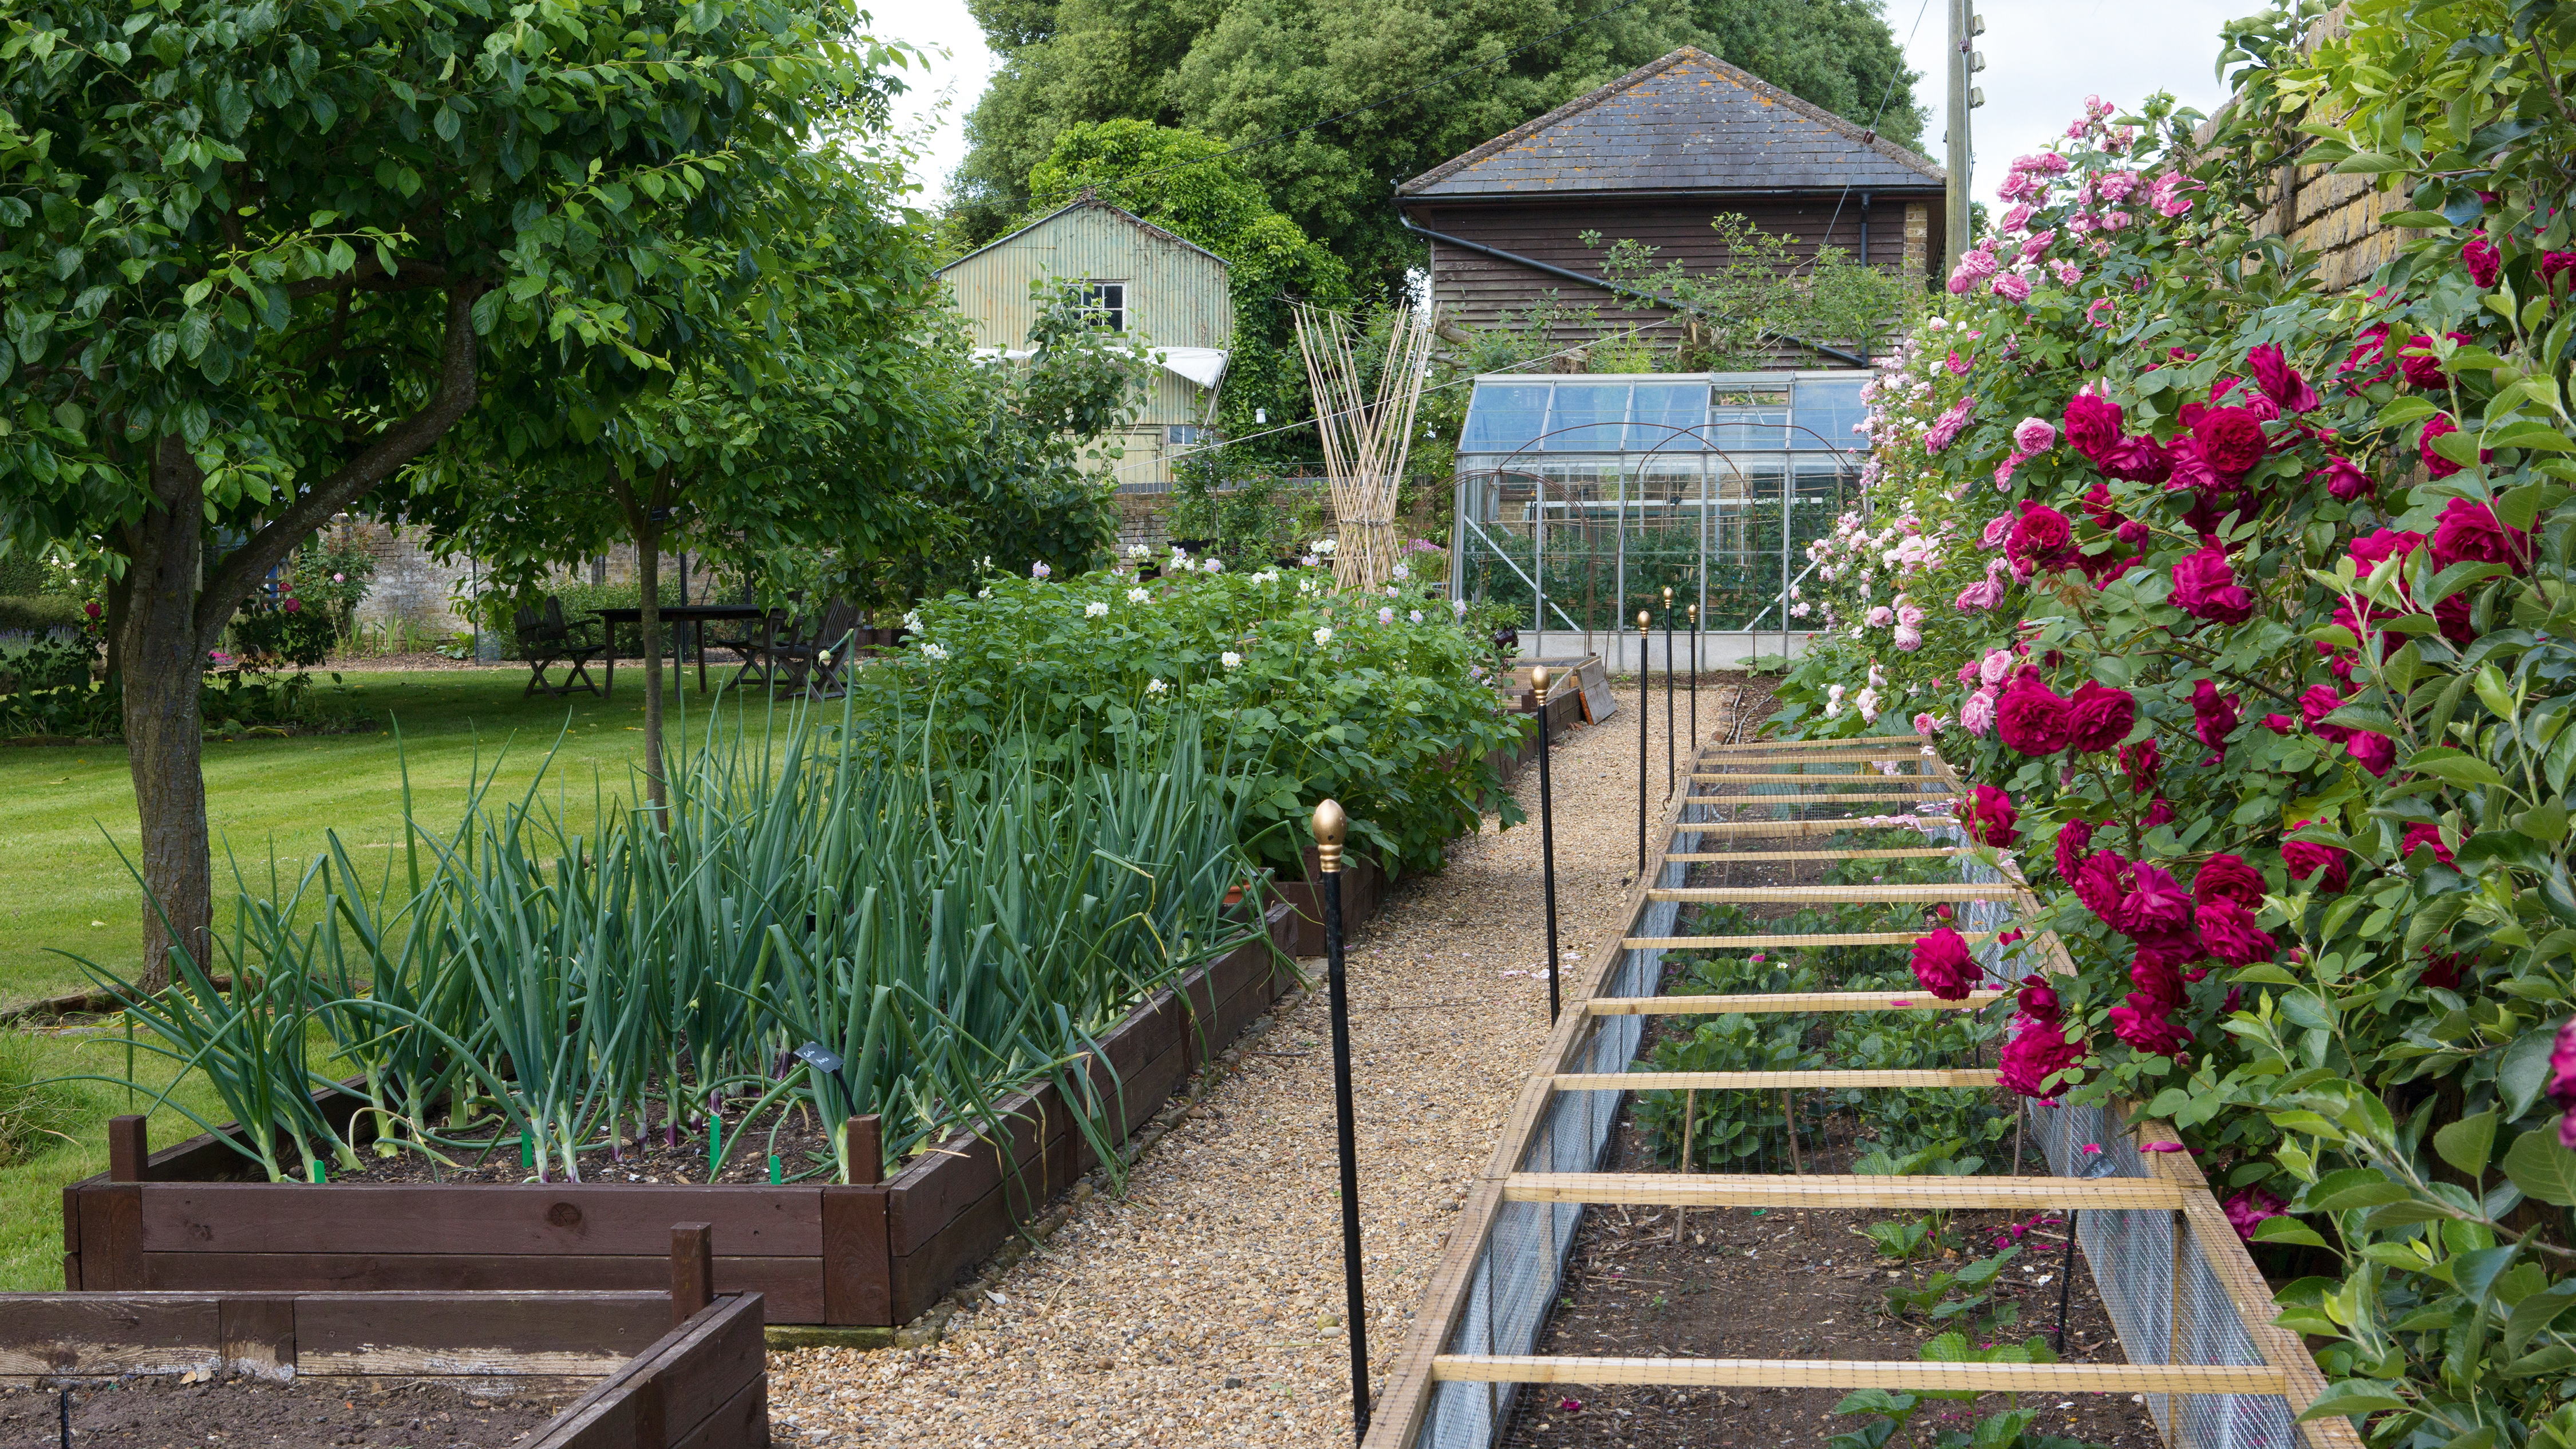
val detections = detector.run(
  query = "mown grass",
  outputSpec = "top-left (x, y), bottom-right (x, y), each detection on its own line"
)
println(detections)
top-left (0, 666), bottom-right (720, 1289)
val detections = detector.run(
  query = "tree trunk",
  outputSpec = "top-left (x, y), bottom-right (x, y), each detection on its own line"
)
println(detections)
top-left (609, 468), bottom-right (670, 816)
top-left (120, 438), bottom-right (213, 992)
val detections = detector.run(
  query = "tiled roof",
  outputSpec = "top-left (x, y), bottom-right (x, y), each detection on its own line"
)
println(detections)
top-left (1398, 47), bottom-right (1943, 199)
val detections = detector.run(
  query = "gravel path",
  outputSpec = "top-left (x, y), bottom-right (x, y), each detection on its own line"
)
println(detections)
top-left (769, 678), bottom-right (1754, 1446)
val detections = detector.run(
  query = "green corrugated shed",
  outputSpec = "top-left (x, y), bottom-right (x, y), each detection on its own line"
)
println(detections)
top-left (940, 199), bottom-right (1235, 491)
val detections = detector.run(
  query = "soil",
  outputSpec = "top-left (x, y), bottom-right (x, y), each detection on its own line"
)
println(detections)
top-left (327, 1097), bottom-right (837, 1186)
top-left (0, 1376), bottom-right (570, 1448)
top-left (1496, 1107), bottom-right (2163, 1449)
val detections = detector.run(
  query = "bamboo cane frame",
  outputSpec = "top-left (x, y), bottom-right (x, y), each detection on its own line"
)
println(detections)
top-left (1502, 1172), bottom-right (2185, 1210)
top-left (1293, 302), bottom-right (1437, 593)
top-left (1623, 931), bottom-right (2003, 949)
top-left (1645, 884), bottom-right (2019, 903)
top-left (1561, 1069), bottom-right (1999, 1091)
top-left (1586, 990), bottom-right (2007, 1016)
top-left (1666, 848), bottom-right (1967, 863)
top-left (1429, 1356), bottom-right (2286, 1395)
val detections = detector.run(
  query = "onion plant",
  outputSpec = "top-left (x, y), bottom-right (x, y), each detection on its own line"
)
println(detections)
top-left (63, 693), bottom-right (1267, 1185)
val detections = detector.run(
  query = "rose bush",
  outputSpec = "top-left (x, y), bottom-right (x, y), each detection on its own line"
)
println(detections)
top-left (1770, 4), bottom-right (2576, 1438)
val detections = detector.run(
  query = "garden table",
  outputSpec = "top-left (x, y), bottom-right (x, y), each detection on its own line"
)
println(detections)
top-left (590, 605), bottom-right (780, 698)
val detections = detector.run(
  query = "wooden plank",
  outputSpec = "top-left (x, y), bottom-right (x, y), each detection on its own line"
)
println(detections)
top-left (137, 1185), bottom-right (824, 1257)
top-left (0, 1296), bottom-right (222, 1377)
top-left (1673, 819), bottom-right (1954, 837)
top-left (1645, 885), bottom-right (2016, 903)
top-left (1586, 991), bottom-right (2005, 1016)
top-left (1702, 736), bottom-right (1910, 752)
top-left (1688, 786), bottom-right (1949, 800)
top-left (1429, 1355), bottom-right (2284, 1395)
top-left (670, 1372), bottom-right (768, 1449)
top-left (290, 1292), bottom-right (667, 1376)
top-left (526, 1294), bottom-right (760, 1449)
top-left (78, 1185), bottom-right (142, 1291)
top-left (671, 1225), bottom-right (714, 1328)
top-left (1688, 769), bottom-right (1927, 781)
top-left (1559, 1069), bottom-right (1998, 1091)
top-left (1502, 1172), bottom-right (2186, 1210)
top-left (219, 1294), bottom-right (295, 1375)
top-left (654, 1293), bottom-right (766, 1441)
top-left (820, 1187), bottom-right (890, 1326)
top-left (1623, 932), bottom-right (2000, 950)
top-left (136, 1254), bottom-right (824, 1325)
top-left (1690, 755), bottom-right (1936, 767)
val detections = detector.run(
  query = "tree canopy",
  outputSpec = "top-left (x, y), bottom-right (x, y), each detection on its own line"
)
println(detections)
top-left (952, 0), bottom-right (1925, 293)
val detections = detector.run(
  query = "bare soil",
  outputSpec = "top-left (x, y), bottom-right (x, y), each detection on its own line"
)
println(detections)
top-left (0, 1376), bottom-right (569, 1448)
top-left (327, 1098), bottom-right (835, 1186)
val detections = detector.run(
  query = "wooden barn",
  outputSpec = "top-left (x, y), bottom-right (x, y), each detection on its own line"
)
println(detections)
top-left (1396, 47), bottom-right (1946, 368)
top-left (939, 197), bottom-right (1234, 491)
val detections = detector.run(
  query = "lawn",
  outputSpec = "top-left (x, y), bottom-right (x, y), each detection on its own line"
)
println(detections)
top-left (0, 665), bottom-right (751, 1291)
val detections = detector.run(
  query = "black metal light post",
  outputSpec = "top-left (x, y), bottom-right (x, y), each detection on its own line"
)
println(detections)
top-left (1314, 800), bottom-right (1372, 1439)
top-left (1662, 586), bottom-right (1675, 797)
top-left (1635, 610), bottom-right (1650, 876)
top-left (1688, 603), bottom-right (1699, 755)
top-left (1533, 666), bottom-right (1562, 1024)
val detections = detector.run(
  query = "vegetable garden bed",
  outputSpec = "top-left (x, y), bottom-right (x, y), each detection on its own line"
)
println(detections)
top-left (0, 1280), bottom-right (767, 1448)
top-left (61, 904), bottom-right (1293, 1329)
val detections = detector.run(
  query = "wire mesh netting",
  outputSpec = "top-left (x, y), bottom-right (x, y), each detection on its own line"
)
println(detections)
top-left (1406, 736), bottom-right (2320, 1449)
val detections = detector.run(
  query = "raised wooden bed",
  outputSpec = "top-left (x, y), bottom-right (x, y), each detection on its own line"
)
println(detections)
top-left (63, 904), bottom-right (1294, 1329)
top-left (1269, 844), bottom-right (1386, 957)
top-left (2, 1250), bottom-right (767, 1447)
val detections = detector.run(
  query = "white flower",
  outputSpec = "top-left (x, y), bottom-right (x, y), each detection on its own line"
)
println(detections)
top-left (1313, 627), bottom-right (1334, 647)
top-left (1031, 562), bottom-right (1052, 579)
top-left (1317, 538), bottom-right (1338, 555)
top-left (1250, 570), bottom-right (1279, 584)
top-left (1127, 543), bottom-right (1151, 559)
top-left (1409, 610), bottom-right (1424, 624)
top-left (1220, 652), bottom-right (1243, 669)
top-left (1085, 601), bottom-right (1111, 618)
top-left (1203, 559), bottom-right (1223, 573)
top-left (1145, 677), bottom-right (1168, 694)
top-left (922, 642), bottom-right (950, 662)
top-left (1377, 607), bottom-right (1395, 625)
top-left (1391, 563), bottom-right (1410, 581)
top-left (1170, 544), bottom-right (1190, 560)
top-left (1451, 599), bottom-right (1468, 618)
top-left (1385, 585), bottom-right (1399, 597)
top-left (903, 610), bottom-right (922, 631)
top-left (977, 587), bottom-right (992, 599)
top-left (1127, 587), bottom-right (1150, 603)
top-left (1297, 578), bottom-right (1318, 595)
top-left (979, 555), bottom-right (992, 570)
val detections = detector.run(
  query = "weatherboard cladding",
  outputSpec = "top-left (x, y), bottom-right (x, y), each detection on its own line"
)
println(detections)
top-left (937, 199), bottom-right (1234, 357)
top-left (1397, 47), bottom-right (1943, 200)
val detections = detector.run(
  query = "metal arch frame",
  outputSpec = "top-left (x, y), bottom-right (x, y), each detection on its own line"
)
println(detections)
top-left (1452, 392), bottom-right (1865, 665)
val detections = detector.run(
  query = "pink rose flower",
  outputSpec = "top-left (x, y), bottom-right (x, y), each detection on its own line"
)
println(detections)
top-left (2013, 417), bottom-right (2057, 456)
top-left (1959, 685), bottom-right (2000, 737)
top-left (1961, 784), bottom-right (2020, 848)
top-left (2428, 496), bottom-right (2532, 573)
top-left (1992, 271), bottom-right (2033, 303)
top-left (2223, 1189), bottom-right (2286, 1239)
top-left (2170, 546), bottom-right (2256, 625)
top-left (2281, 823), bottom-right (2348, 894)
top-left (1894, 625), bottom-right (1925, 651)
top-left (1995, 677), bottom-right (2075, 756)
top-left (2065, 681), bottom-right (2136, 753)
top-left (1911, 927), bottom-right (1981, 1000)
top-left (2464, 231), bottom-right (2503, 287)
top-left (1998, 1017), bottom-right (2088, 1098)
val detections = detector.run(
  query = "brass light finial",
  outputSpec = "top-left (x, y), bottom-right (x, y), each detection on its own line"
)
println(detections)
top-left (1662, 586), bottom-right (1673, 606)
top-left (1689, 603), bottom-right (1698, 622)
top-left (1530, 665), bottom-right (1552, 698)
top-left (1312, 799), bottom-right (1348, 874)
top-left (1637, 609), bottom-right (1650, 631)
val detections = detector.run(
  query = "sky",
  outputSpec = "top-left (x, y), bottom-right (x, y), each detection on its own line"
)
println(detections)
top-left (872, 0), bottom-right (2257, 211)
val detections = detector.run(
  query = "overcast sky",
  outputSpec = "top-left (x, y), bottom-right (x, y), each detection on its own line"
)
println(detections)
top-left (873, 0), bottom-right (2258, 211)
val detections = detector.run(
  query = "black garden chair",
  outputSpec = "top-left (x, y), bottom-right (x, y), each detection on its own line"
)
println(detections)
top-left (515, 597), bottom-right (607, 698)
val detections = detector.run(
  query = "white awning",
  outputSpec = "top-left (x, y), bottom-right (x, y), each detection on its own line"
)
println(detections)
top-left (969, 345), bottom-right (1230, 390)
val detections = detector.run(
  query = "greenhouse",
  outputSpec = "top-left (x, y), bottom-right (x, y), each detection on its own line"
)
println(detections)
top-left (1446, 370), bottom-right (1868, 657)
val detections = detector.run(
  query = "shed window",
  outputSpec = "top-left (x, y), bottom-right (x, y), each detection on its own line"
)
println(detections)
top-left (1077, 281), bottom-right (1126, 331)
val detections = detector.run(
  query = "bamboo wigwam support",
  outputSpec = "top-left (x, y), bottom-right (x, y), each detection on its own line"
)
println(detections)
top-left (1622, 930), bottom-right (2004, 950)
top-left (1500, 1172), bottom-right (2186, 1210)
top-left (1293, 302), bottom-right (1437, 592)
top-left (1585, 990), bottom-right (2007, 1016)
top-left (1645, 884), bottom-right (2018, 903)
top-left (1562, 1069), bottom-right (2000, 1091)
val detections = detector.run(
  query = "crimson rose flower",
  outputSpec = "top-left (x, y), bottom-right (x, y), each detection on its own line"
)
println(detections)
top-left (2065, 681), bottom-right (2136, 752)
top-left (2401, 823), bottom-right (2454, 868)
top-left (2281, 823), bottom-right (2348, 893)
top-left (2072, 849), bottom-right (2129, 925)
top-left (2196, 898), bottom-right (2277, 966)
top-left (2318, 456), bottom-right (2369, 501)
top-left (2054, 819), bottom-right (2096, 883)
top-left (2119, 737), bottom-right (2161, 795)
top-left (2112, 995), bottom-right (2191, 1056)
top-left (2349, 528), bottom-right (2424, 572)
top-left (2224, 1189), bottom-right (2287, 1239)
top-left (2246, 343), bottom-right (2321, 413)
top-left (1998, 1017), bottom-right (2088, 1098)
top-left (2464, 232), bottom-right (2502, 287)
top-left (2063, 392), bottom-right (2123, 459)
top-left (1994, 677), bottom-right (2075, 755)
top-left (2112, 860), bottom-right (2195, 938)
top-left (2418, 414), bottom-right (2489, 479)
top-left (1961, 785), bottom-right (2020, 848)
top-left (2428, 496), bottom-right (2531, 573)
top-left (2190, 678), bottom-right (2239, 752)
top-left (2007, 502), bottom-right (2077, 571)
top-left (2192, 854), bottom-right (2265, 909)
top-left (2170, 546), bottom-right (2255, 624)
top-left (2399, 332), bottom-right (2469, 390)
top-left (2192, 406), bottom-right (2268, 481)
top-left (1911, 927), bottom-right (1980, 1000)
top-left (2346, 731), bottom-right (2396, 777)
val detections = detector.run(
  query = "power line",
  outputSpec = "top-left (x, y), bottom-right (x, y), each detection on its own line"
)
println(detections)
top-left (1021, 0), bottom-right (1656, 213)
top-left (1803, 0), bottom-right (1939, 278)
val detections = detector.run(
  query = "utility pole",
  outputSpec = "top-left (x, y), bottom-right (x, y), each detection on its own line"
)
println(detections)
top-left (1944, 0), bottom-right (1986, 271)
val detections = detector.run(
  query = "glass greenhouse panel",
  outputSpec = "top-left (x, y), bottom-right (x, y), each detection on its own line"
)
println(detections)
top-left (1451, 371), bottom-right (1864, 639)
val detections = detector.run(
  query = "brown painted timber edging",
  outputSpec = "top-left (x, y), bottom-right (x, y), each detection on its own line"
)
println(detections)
top-left (0, 1283), bottom-right (768, 1449)
top-left (63, 902), bottom-right (1296, 1329)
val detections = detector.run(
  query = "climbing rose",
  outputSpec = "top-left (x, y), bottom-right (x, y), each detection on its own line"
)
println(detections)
top-left (2192, 407), bottom-right (2269, 481)
top-left (2099, 435), bottom-right (2171, 483)
top-left (2190, 679), bottom-right (2240, 751)
top-left (2013, 417), bottom-right (2057, 455)
top-left (2246, 344), bottom-right (2320, 413)
top-left (2112, 860), bottom-right (2195, 938)
top-left (2464, 232), bottom-right (2503, 287)
top-left (1926, 398), bottom-right (1976, 453)
top-left (2111, 996), bottom-right (2191, 1056)
top-left (2143, 795), bottom-right (2176, 828)
top-left (1998, 1018), bottom-right (2088, 1098)
top-left (2223, 1189), bottom-right (2287, 1239)
top-left (1911, 927), bottom-right (1980, 1000)
top-left (2016, 974), bottom-right (2061, 1022)
top-left (2196, 898), bottom-right (2278, 965)
top-left (2120, 737), bottom-right (2162, 795)
top-left (2065, 681), bottom-right (2136, 752)
top-left (2346, 731), bottom-right (2397, 777)
top-left (2171, 547), bottom-right (2257, 625)
top-left (1994, 677), bottom-right (2075, 755)
top-left (2006, 502), bottom-right (2076, 571)
top-left (1959, 686), bottom-right (2000, 736)
top-left (2072, 849), bottom-right (2129, 925)
top-left (2428, 496), bottom-right (2532, 573)
top-left (1992, 271), bottom-right (2033, 302)
top-left (2399, 332), bottom-right (2469, 390)
top-left (2419, 414), bottom-right (2487, 479)
top-left (2063, 393), bottom-right (2123, 459)
top-left (2350, 528), bottom-right (2426, 573)
top-left (2192, 855), bottom-right (2266, 909)
top-left (1961, 785), bottom-right (2021, 848)
top-left (2282, 824), bottom-right (2348, 894)
top-left (2318, 456), bottom-right (2370, 502)
top-left (2401, 823), bottom-right (2455, 868)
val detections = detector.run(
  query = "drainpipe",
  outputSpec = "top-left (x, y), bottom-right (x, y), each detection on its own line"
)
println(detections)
top-left (1397, 210), bottom-right (1869, 368)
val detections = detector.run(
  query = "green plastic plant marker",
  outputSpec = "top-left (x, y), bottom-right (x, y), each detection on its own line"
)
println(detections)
top-left (768, 1154), bottom-right (783, 1184)
top-left (520, 1131), bottom-right (532, 1168)
top-left (311, 1160), bottom-right (325, 1185)
top-left (710, 1117), bottom-right (722, 1178)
